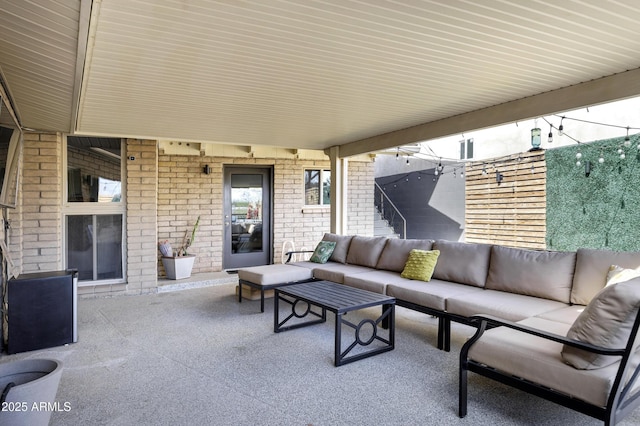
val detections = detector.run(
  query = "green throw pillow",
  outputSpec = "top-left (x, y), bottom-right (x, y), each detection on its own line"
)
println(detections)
top-left (310, 241), bottom-right (337, 264)
top-left (401, 249), bottom-right (440, 281)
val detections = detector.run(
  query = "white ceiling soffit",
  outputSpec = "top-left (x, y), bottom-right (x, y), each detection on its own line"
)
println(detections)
top-left (0, 0), bottom-right (83, 132)
top-left (3, 1), bottom-right (640, 156)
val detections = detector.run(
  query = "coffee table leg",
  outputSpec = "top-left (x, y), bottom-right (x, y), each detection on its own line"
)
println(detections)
top-left (334, 313), bottom-right (343, 367)
top-left (274, 294), bottom-right (326, 332)
top-left (335, 304), bottom-right (395, 366)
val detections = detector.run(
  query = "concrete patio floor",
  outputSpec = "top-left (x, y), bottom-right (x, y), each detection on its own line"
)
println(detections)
top-left (1, 278), bottom-right (639, 426)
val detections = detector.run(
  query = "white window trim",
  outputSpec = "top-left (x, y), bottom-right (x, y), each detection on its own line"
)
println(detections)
top-left (62, 135), bottom-right (127, 286)
top-left (304, 168), bottom-right (331, 206)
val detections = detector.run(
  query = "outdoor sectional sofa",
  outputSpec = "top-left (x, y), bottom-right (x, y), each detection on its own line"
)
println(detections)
top-left (237, 233), bottom-right (640, 425)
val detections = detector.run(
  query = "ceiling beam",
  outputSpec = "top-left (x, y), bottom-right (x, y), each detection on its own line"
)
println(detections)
top-left (338, 68), bottom-right (640, 158)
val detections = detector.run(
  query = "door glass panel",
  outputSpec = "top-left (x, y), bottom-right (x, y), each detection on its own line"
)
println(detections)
top-left (231, 174), bottom-right (263, 254)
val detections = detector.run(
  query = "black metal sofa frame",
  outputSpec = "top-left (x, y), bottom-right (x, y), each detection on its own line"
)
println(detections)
top-left (459, 313), bottom-right (640, 426)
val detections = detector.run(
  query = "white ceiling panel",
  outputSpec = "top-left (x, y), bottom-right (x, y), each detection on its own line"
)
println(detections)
top-left (2, 0), bottom-right (640, 154)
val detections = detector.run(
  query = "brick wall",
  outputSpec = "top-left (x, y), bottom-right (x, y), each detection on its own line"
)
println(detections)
top-left (158, 154), bottom-right (375, 274)
top-left (20, 132), bottom-right (62, 272)
top-left (14, 134), bottom-right (374, 292)
top-left (125, 139), bottom-right (158, 294)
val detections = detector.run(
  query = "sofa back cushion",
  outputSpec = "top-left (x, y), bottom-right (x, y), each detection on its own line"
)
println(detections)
top-left (561, 275), bottom-right (640, 370)
top-left (345, 236), bottom-right (388, 268)
top-left (321, 233), bottom-right (353, 264)
top-left (485, 245), bottom-right (576, 303)
top-left (571, 248), bottom-right (640, 305)
top-left (432, 240), bottom-right (492, 287)
top-left (376, 238), bottom-right (433, 272)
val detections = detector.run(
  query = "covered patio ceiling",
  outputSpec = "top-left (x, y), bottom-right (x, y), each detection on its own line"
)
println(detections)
top-left (2, 0), bottom-right (640, 157)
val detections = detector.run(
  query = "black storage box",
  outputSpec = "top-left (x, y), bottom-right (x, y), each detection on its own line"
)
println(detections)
top-left (7, 270), bottom-right (78, 354)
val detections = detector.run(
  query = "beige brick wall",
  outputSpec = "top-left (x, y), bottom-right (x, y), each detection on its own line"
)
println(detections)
top-left (158, 154), bottom-right (374, 273)
top-left (13, 134), bottom-right (374, 294)
top-left (125, 139), bottom-right (158, 294)
top-left (20, 132), bottom-right (62, 272)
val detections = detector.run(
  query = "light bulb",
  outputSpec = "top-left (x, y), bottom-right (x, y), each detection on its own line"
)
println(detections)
top-left (548, 131), bottom-right (553, 143)
top-left (576, 160), bottom-right (581, 167)
top-left (598, 156), bottom-right (605, 164)
top-left (620, 153), bottom-right (626, 160)
top-left (576, 152), bottom-right (582, 160)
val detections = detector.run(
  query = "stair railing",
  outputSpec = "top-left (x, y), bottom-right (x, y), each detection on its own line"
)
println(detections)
top-left (374, 182), bottom-right (407, 239)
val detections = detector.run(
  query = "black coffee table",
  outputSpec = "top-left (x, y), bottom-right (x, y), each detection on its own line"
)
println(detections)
top-left (274, 280), bottom-right (395, 366)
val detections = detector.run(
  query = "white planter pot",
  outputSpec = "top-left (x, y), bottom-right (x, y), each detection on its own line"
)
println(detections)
top-left (0, 359), bottom-right (63, 426)
top-left (161, 255), bottom-right (195, 279)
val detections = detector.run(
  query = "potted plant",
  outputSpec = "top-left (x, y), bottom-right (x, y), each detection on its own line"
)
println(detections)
top-left (158, 216), bottom-right (200, 279)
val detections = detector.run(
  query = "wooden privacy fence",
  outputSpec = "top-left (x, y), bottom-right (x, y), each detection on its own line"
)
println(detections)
top-left (465, 151), bottom-right (546, 249)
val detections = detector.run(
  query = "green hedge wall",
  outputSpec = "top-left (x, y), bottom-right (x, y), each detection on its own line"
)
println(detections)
top-left (545, 134), bottom-right (640, 251)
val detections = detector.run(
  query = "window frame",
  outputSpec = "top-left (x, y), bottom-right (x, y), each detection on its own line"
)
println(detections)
top-left (304, 168), bottom-right (331, 206)
top-left (62, 136), bottom-right (126, 285)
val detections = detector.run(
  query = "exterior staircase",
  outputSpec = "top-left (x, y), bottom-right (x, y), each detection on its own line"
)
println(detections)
top-left (374, 211), bottom-right (399, 238)
top-left (374, 182), bottom-right (406, 239)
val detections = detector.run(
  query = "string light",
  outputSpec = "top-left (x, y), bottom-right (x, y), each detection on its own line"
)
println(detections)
top-left (558, 116), bottom-right (565, 136)
top-left (624, 127), bottom-right (631, 147)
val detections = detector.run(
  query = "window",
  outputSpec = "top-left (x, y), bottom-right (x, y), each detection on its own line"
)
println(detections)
top-left (66, 214), bottom-right (123, 281)
top-left (304, 169), bottom-right (331, 205)
top-left (459, 138), bottom-right (474, 160)
top-left (64, 137), bottom-right (125, 283)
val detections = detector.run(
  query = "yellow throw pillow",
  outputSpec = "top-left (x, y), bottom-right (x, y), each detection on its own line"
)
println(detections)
top-left (606, 264), bottom-right (640, 286)
top-left (401, 249), bottom-right (440, 282)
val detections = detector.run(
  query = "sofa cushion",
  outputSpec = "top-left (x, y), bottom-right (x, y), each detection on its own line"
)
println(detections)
top-left (485, 246), bottom-right (576, 303)
top-left (237, 264), bottom-right (313, 285)
top-left (446, 289), bottom-right (567, 322)
top-left (401, 249), bottom-right (440, 282)
top-left (343, 270), bottom-right (401, 294)
top-left (387, 278), bottom-right (483, 311)
top-left (561, 276), bottom-right (640, 370)
top-left (606, 264), bottom-right (640, 286)
top-left (345, 236), bottom-right (388, 268)
top-left (309, 241), bottom-right (336, 264)
top-left (468, 317), bottom-right (619, 407)
top-left (310, 263), bottom-right (373, 284)
top-left (432, 240), bottom-right (492, 287)
top-left (535, 305), bottom-right (586, 325)
top-left (571, 248), bottom-right (640, 305)
top-left (321, 233), bottom-right (353, 264)
top-left (376, 238), bottom-right (433, 272)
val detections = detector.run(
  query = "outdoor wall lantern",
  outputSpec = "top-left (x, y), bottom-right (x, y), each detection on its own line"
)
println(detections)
top-left (203, 164), bottom-right (211, 175)
top-left (495, 170), bottom-right (504, 184)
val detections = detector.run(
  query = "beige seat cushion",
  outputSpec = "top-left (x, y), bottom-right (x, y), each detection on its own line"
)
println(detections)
top-left (469, 317), bottom-right (619, 407)
top-left (321, 233), bottom-right (354, 264)
top-left (571, 248), bottom-right (640, 305)
top-left (238, 264), bottom-right (313, 285)
top-left (485, 245), bottom-right (576, 303)
top-left (376, 238), bottom-right (433, 272)
top-left (346, 235), bottom-right (388, 268)
top-left (446, 289), bottom-right (566, 322)
top-left (386, 278), bottom-right (483, 311)
top-left (432, 240), bottom-right (492, 287)
top-left (561, 276), bottom-right (640, 370)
